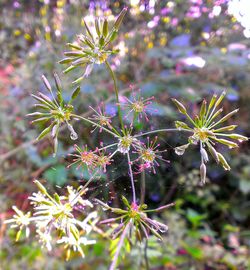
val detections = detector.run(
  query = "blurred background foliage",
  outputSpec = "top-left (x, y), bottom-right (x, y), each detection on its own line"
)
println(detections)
top-left (0, 0), bottom-right (250, 269)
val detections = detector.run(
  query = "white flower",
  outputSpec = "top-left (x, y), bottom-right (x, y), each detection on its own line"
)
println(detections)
top-left (4, 206), bottom-right (31, 241)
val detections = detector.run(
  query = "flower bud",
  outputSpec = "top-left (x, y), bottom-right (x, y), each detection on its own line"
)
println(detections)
top-left (217, 153), bottom-right (231, 171)
top-left (113, 7), bottom-right (128, 30)
top-left (175, 121), bottom-right (191, 130)
top-left (34, 180), bottom-right (48, 195)
top-left (200, 163), bottom-right (206, 184)
top-left (171, 98), bottom-right (187, 114)
top-left (200, 147), bottom-right (209, 163)
top-left (41, 75), bottom-right (52, 92)
top-left (227, 134), bottom-right (248, 142)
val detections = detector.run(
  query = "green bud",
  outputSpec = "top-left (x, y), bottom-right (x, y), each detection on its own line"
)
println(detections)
top-left (227, 134), bottom-right (248, 142)
top-left (214, 138), bottom-right (238, 148)
top-left (212, 125), bottom-right (237, 133)
top-left (199, 99), bottom-right (207, 120)
top-left (95, 18), bottom-right (101, 37)
top-left (175, 121), bottom-right (191, 130)
top-left (58, 57), bottom-right (74, 64)
top-left (72, 58), bottom-right (89, 66)
top-left (172, 98), bottom-right (187, 114)
top-left (208, 94), bottom-right (217, 111)
top-left (213, 109), bottom-right (239, 126)
top-left (121, 196), bottom-right (130, 208)
top-left (54, 193), bottom-right (61, 203)
top-left (83, 19), bottom-right (94, 42)
top-left (209, 108), bottom-right (223, 122)
top-left (72, 76), bottom-right (83, 84)
top-left (16, 230), bottom-right (22, 242)
top-left (70, 86), bottom-right (81, 102)
top-left (64, 51), bottom-right (85, 57)
top-left (34, 180), bottom-right (48, 195)
top-left (99, 35), bottom-right (105, 47)
top-left (103, 19), bottom-right (108, 37)
top-left (113, 7), bottom-right (128, 30)
top-left (214, 91), bottom-right (226, 109)
top-left (217, 153), bottom-right (231, 171)
top-left (63, 65), bottom-right (77, 74)
top-left (109, 30), bottom-right (118, 42)
top-left (36, 124), bottom-right (53, 141)
top-left (207, 142), bottom-right (219, 163)
top-left (67, 43), bottom-right (82, 50)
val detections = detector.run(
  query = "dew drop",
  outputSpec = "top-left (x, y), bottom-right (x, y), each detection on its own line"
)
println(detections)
top-left (70, 131), bottom-right (78, 140)
top-left (174, 147), bottom-right (185, 156)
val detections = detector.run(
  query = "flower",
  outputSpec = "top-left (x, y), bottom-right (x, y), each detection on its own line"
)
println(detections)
top-left (119, 87), bottom-right (155, 122)
top-left (6, 180), bottom-right (96, 259)
top-left (59, 8), bottom-right (128, 84)
top-left (117, 128), bottom-right (140, 154)
top-left (68, 145), bottom-right (97, 172)
top-left (4, 206), bottom-right (31, 241)
top-left (172, 91), bottom-right (248, 182)
top-left (133, 136), bottom-right (169, 174)
top-left (96, 196), bottom-right (174, 241)
top-left (88, 103), bottom-right (113, 133)
top-left (68, 144), bottom-right (113, 173)
top-left (28, 73), bottom-right (81, 155)
top-left (57, 236), bottom-right (96, 260)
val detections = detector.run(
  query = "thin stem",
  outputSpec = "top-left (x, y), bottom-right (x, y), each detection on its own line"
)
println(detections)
top-left (71, 114), bottom-right (118, 138)
top-left (105, 61), bottom-right (125, 131)
top-left (127, 153), bottom-right (136, 204)
top-left (134, 128), bottom-right (193, 138)
top-left (109, 221), bottom-right (131, 270)
top-left (144, 239), bottom-right (150, 270)
top-left (97, 143), bottom-right (118, 151)
top-left (70, 172), bottom-right (98, 205)
top-left (140, 168), bottom-right (146, 204)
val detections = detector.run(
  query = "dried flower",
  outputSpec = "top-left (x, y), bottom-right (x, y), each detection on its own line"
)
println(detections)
top-left (59, 8), bottom-right (128, 84)
top-left (28, 73), bottom-right (80, 155)
top-left (173, 92), bottom-right (248, 178)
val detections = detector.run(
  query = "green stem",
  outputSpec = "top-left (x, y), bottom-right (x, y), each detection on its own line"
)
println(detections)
top-left (71, 114), bottom-right (118, 138)
top-left (134, 128), bottom-right (193, 138)
top-left (105, 61), bottom-right (125, 131)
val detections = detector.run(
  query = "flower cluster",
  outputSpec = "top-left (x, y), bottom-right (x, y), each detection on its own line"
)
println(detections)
top-left (59, 8), bottom-right (127, 83)
top-left (5, 6), bottom-right (249, 270)
top-left (28, 73), bottom-right (81, 155)
top-left (172, 91), bottom-right (248, 183)
top-left (96, 196), bottom-right (174, 241)
top-left (68, 144), bottom-right (113, 173)
top-left (5, 180), bottom-right (97, 260)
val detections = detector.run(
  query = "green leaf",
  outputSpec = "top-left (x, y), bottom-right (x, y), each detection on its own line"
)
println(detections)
top-left (43, 164), bottom-right (68, 186)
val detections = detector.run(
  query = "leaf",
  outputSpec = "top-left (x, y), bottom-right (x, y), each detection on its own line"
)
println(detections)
top-left (43, 164), bottom-right (68, 186)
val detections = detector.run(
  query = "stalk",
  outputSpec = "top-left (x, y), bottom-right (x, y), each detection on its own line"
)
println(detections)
top-left (127, 153), bottom-right (136, 204)
top-left (105, 61), bottom-right (125, 131)
top-left (134, 128), bottom-right (193, 138)
top-left (71, 114), bottom-right (118, 138)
